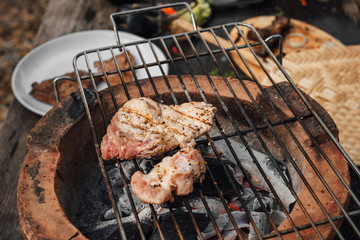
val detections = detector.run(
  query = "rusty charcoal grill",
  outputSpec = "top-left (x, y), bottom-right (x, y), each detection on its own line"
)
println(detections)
top-left (58, 3), bottom-right (360, 240)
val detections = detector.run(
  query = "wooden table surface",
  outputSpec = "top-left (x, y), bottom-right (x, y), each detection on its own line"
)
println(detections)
top-left (0, 0), bottom-right (118, 238)
top-left (1, 0), bottom-right (360, 239)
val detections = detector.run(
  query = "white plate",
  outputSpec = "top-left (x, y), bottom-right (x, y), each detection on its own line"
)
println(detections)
top-left (11, 30), bottom-right (169, 116)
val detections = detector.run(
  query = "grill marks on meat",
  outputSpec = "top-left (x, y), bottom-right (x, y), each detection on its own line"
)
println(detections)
top-left (130, 148), bottom-right (206, 204)
top-left (162, 102), bottom-right (215, 147)
top-left (101, 97), bottom-right (217, 160)
top-left (101, 97), bottom-right (216, 204)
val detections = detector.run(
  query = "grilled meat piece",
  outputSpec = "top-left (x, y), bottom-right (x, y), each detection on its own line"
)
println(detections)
top-left (30, 52), bottom-right (133, 105)
top-left (247, 16), bottom-right (291, 41)
top-left (131, 147), bottom-right (206, 204)
top-left (94, 51), bottom-right (134, 85)
top-left (30, 70), bottom-right (102, 105)
top-left (247, 16), bottom-right (291, 57)
top-left (101, 97), bottom-right (216, 160)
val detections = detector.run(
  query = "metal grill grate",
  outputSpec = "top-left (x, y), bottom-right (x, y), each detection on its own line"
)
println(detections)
top-left (62, 3), bottom-right (360, 240)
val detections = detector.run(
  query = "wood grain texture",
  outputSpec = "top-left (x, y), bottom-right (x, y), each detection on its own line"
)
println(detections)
top-left (0, 0), bottom-right (117, 238)
top-left (34, 0), bottom-right (117, 46)
top-left (0, 100), bottom-right (40, 240)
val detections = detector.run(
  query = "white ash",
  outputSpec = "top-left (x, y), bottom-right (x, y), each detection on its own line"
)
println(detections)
top-left (247, 193), bottom-right (286, 239)
top-left (249, 212), bottom-right (270, 239)
top-left (79, 206), bottom-right (154, 240)
top-left (214, 138), bottom-right (296, 212)
top-left (102, 185), bottom-right (147, 220)
top-left (200, 211), bottom-right (249, 240)
top-left (195, 193), bottom-right (286, 239)
top-left (74, 138), bottom-right (292, 239)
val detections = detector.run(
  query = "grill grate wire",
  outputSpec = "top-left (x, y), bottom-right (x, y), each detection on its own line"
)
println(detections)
top-left (53, 3), bottom-right (360, 240)
top-left (220, 25), bottom-right (347, 239)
